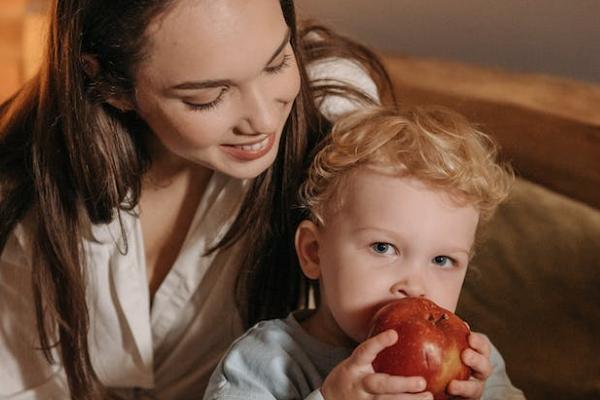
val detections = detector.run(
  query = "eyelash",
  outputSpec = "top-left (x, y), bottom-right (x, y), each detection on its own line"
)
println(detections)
top-left (185, 53), bottom-right (292, 112)
top-left (185, 87), bottom-right (229, 112)
top-left (265, 53), bottom-right (292, 74)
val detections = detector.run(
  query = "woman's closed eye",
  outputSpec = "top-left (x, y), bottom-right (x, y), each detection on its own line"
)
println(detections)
top-left (184, 86), bottom-right (230, 112)
top-left (183, 54), bottom-right (291, 112)
top-left (370, 242), bottom-right (398, 256)
top-left (265, 53), bottom-right (292, 74)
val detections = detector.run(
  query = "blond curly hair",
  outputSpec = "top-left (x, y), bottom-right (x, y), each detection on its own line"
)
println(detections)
top-left (299, 106), bottom-right (513, 226)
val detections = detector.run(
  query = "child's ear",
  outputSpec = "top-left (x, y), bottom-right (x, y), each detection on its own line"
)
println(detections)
top-left (295, 220), bottom-right (321, 280)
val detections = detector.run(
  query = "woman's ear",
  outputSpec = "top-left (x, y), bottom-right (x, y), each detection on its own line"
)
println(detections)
top-left (81, 54), bottom-right (100, 79)
top-left (106, 96), bottom-right (135, 113)
top-left (81, 53), bottom-right (134, 112)
top-left (295, 220), bottom-right (321, 280)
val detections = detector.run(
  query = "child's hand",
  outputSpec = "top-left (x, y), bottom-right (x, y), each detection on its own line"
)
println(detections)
top-left (320, 329), bottom-right (432, 400)
top-left (446, 331), bottom-right (493, 399)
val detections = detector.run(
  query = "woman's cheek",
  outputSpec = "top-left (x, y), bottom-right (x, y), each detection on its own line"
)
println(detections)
top-left (175, 106), bottom-right (234, 147)
top-left (282, 60), bottom-right (301, 102)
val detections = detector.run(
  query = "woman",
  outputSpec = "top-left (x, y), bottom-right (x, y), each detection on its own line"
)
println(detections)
top-left (0, 0), bottom-right (392, 398)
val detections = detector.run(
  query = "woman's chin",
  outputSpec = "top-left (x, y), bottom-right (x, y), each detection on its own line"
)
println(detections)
top-left (218, 157), bottom-right (276, 180)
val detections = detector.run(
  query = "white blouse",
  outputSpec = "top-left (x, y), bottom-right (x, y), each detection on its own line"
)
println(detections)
top-left (0, 58), bottom-right (378, 400)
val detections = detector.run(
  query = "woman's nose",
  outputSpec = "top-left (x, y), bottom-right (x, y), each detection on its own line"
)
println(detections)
top-left (240, 84), bottom-right (281, 135)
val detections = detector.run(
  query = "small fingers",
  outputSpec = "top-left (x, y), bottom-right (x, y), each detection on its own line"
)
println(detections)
top-left (362, 373), bottom-right (427, 395)
top-left (351, 329), bottom-right (398, 366)
top-left (468, 332), bottom-right (491, 358)
top-left (447, 377), bottom-right (484, 399)
top-left (462, 348), bottom-right (493, 380)
top-left (464, 332), bottom-right (492, 380)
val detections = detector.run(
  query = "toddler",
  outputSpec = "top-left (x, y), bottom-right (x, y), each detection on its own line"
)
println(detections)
top-left (204, 106), bottom-right (525, 400)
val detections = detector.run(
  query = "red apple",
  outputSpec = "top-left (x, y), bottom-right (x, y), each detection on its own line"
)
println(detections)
top-left (368, 297), bottom-right (471, 400)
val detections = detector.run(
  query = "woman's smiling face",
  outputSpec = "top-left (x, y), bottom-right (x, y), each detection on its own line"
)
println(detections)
top-left (132, 0), bottom-right (300, 178)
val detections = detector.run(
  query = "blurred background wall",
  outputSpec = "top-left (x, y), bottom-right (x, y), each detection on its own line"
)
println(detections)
top-left (297, 0), bottom-right (600, 84)
top-left (0, 0), bottom-right (47, 101)
top-left (1, 0), bottom-right (600, 103)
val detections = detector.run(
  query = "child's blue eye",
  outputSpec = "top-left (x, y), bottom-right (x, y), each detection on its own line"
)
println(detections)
top-left (432, 255), bottom-right (454, 267)
top-left (370, 242), bottom-right (396, 255)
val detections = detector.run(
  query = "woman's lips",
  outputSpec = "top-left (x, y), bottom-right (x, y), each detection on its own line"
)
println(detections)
top-left (221, 134), bottom-right (276, 161)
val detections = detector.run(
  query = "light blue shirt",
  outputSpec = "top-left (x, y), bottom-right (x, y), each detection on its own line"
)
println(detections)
top-left (203, 311), bottom-right (525, 400)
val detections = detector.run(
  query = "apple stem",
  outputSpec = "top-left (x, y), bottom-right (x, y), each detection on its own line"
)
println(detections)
top-left (435, 314), bottom-right (449, 324)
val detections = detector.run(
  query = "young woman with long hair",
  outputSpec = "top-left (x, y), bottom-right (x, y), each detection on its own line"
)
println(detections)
top-left (0, 0), bottom-right (393, 398)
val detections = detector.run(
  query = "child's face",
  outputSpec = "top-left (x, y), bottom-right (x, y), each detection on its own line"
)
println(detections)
top-left (297, 169), bottom-right (479, 346)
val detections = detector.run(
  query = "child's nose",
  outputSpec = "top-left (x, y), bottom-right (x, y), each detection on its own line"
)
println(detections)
top-left (389, 272), bottom-right (427, 298)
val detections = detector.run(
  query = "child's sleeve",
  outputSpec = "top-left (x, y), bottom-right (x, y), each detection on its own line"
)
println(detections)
top-left (482, 343), bottom-right (526, 400)
top-left (202, 321), bottom-right (327, 400)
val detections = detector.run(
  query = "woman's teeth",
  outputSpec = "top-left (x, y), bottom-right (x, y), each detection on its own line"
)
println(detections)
top-left (235, 136), bottom-right (269, 152)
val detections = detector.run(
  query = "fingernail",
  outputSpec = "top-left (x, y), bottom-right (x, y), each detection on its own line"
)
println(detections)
top-left (418, 378), bottom-right (427, 390)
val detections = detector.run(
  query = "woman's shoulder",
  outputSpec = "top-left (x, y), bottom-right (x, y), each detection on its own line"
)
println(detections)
top-left (307, 56), bottom-right (378, 91)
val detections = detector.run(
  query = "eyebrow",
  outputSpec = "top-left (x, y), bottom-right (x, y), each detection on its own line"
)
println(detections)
top-left (170, 28), bottom-right (291, 91)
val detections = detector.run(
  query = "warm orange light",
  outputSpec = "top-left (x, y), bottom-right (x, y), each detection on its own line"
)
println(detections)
top-left (0, 0), bottom-right (48, 102)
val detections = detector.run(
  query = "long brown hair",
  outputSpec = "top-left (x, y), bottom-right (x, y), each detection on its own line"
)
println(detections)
top-left (0, 0), bottom-right (392, 398)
